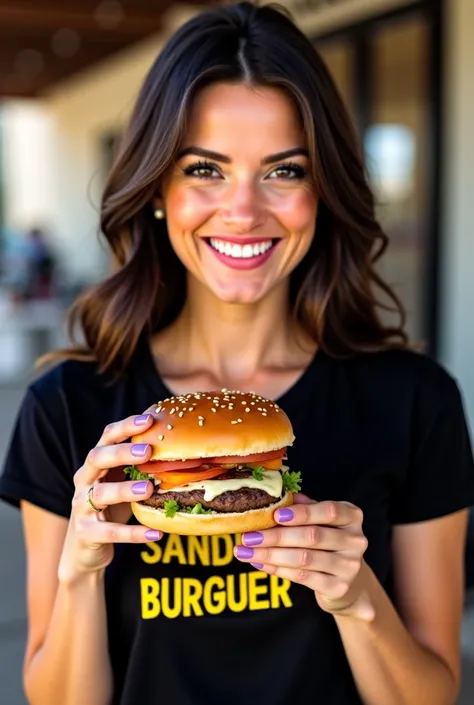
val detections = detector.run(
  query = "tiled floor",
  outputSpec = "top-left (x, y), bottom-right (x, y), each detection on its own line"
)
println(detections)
top-left (0, 381), bottom-right (473, 704)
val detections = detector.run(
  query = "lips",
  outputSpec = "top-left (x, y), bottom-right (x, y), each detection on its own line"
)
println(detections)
top-left (202, 236), bottom-right (280, 270)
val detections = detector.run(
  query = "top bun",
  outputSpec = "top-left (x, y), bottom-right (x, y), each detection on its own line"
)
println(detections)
top-left (132, 390), bottom-right (294, 460)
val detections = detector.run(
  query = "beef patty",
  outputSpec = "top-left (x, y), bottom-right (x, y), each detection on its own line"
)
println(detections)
top-left (142, 469), bottom-right (282, 513)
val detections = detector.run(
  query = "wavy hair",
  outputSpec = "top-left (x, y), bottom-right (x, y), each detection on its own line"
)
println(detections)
top-left (45, 1), bottom-right (408, 376)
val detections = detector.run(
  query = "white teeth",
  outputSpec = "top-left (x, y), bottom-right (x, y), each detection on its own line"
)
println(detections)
top-left (209, 239), bottom-right (273, 258)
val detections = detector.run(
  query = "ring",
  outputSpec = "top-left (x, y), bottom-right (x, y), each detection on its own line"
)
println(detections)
top-left (87, 485), bottom-right (101, 513)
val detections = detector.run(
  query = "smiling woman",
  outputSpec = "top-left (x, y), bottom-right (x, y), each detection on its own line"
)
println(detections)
top-left (160, 83), bottom-right (318, 303)
top-left (1, 3), bottom-right (473, 705)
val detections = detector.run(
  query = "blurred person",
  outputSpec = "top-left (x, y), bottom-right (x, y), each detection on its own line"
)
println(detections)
top-left (1, 225), bottom-right (57, 303)
top-left (1, 3), bottom-right (473, 705)
top-left (22, 226), bottom-right (57, 300)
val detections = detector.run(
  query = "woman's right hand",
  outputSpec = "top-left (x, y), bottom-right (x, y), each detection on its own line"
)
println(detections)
top-left (58, 412), bottom-right (162, 582)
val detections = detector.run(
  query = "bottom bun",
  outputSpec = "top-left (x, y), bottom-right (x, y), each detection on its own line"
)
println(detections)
top-left (131, 491), bottom-right (294, 536)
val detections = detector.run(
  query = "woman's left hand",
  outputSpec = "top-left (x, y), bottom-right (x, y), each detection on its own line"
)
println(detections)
top-left (234, 494), bottom-right (375, 621)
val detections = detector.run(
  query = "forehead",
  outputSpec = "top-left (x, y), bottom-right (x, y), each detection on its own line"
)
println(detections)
top-left (182, 82), bottom-right (306, 151)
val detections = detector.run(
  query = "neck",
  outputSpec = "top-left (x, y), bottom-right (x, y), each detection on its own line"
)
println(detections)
top-left (159, 275), bottom-right (311, 383)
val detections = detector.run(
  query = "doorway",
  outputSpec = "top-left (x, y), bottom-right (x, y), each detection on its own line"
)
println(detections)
top-left (315, 1), bottom-right (443, 354)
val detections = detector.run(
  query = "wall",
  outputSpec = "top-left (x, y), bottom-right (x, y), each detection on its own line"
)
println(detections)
top-left (440, 0), bottom-right (474, 427)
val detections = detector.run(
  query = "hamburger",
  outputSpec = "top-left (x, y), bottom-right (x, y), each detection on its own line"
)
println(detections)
top-left (124, 389), bottom-right (301, 535)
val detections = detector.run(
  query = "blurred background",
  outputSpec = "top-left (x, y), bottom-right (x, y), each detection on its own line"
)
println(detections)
top-left (0, 0), bottom-right (473, 702)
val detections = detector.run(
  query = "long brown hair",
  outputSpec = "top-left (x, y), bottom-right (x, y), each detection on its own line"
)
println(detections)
top-left (45, 1), bottom-right (408, 377)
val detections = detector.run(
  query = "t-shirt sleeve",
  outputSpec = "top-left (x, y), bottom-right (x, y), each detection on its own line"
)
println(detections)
top-left (0, 386), bottom-right (74, 518)
top-left (390, 370), bottom-right (474, 524)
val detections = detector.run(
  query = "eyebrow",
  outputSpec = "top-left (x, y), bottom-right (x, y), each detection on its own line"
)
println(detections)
top-left (176, 146), bottom-right (309, 165)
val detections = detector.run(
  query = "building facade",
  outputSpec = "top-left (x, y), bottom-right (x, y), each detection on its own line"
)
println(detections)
top-left (0, 0), bottom-right (473, 433)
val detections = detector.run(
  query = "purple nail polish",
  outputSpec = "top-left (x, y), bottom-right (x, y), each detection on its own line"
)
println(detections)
top-left (132, 481), bottom-right (149, 494)
top-left (131, 443), bottom-right (149, 457)
top-left (250, 562), bottom-right (264, 570)
top-left (134, 414), bottom-right (151, 426)
top-left (243, 531), bottom-right (263, 547)
top-left (235, 546), bottom-right (254, 560)
top-left (145, 529), bottom-right (161, 541)
top-left (277, 508), bottom-right (294, 523)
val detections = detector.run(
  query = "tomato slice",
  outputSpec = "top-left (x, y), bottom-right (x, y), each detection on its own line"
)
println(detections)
top-left (211, 449), bottom-right (286, 465)
top-left (139, 459), bottom-right (206, 474)
top-left (157, 466), bottom-right (226, 490)
top-left (248, 458), bottom-right (282, 470)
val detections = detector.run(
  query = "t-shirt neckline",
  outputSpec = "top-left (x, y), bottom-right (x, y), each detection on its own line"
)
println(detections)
top-left (138, 336), bottom-right (324, 408)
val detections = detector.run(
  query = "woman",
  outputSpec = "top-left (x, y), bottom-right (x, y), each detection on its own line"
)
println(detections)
top-left (1, 3), bottom-right (473, 705)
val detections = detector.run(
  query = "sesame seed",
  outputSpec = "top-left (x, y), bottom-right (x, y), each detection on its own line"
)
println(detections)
top-left (156, 406), bottom-right (162, 413)
top-left (211, 408), bottom-right (217, 412)
top-left (262, 413), bottom-right (267, 416)
top-left (245, 408), bottom-right (250, 412)
top-left (167, 425), bottom-right (173, 430)
top-left (198, 415), bottom-right (204, 420)
top-left (158, 435), bottom-right (164, 440)
top-left (169, 408), bottom-right (176, 415)
top-left (198, 419), bottom-right (204, 426)
top-left (241, 401), bottom-right (247, 405)
top-left (231, 420), bottom-right (239, 424)
top-left (178, 411), bottom-right (184, 418)
top-left (237, 418), bottom-right (242, 423)
top-left (188, 408), bottom-right (194, 412)
top-left (251, 402), bottom-right (256, 405)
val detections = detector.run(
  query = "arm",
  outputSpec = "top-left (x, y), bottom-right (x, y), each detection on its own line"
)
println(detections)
top-left (21, 502), bottom-right (113, 705)
top-left (19, 412), bottom-right (160, 705)
top-left (334, 509), bottom-right (467, 705)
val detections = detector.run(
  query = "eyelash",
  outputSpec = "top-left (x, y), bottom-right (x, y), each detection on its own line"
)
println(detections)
top-left (182, 160), bottom-right (307, 180)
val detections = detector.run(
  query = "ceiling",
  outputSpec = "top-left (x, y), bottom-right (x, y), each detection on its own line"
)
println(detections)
top-left (0, 1), bottom-right (205, 98)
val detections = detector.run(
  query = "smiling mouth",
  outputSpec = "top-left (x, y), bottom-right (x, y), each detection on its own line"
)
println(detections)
top-left (205, 238), bottom-right (279, 259)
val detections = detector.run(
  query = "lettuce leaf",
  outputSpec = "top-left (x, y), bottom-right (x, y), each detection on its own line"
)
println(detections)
top-left (163, 499), bottom-right (180, 518)
top-left (282, 470), bottom-right (302, 492)
top-left (251, 465), bottom-right (264, 480)
top-left (123, 465), bottom-right (152, 482)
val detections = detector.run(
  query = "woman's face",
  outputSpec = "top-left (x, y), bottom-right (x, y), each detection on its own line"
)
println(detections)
top-left (160, 82), bottom-right (318, 304)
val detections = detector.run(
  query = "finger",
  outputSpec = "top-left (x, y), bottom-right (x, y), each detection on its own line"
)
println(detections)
top-left (292, 493), bottom-right (314, 504)
top-left (73, 479), bottom-right (154, 514)
top-left (251, 564), bottom-right (352, 598)
top-left (235, 545), bottom-right (361, 580)
top-left (241, 524), bottom-right (368, 554)
top-left (75, 516), bottom-right (162, 545)
top-left (274, 500), bottom-right (363, 528)
top-left (75, 442), bottom-right (152, 487)
top-left (96, 413), bottom-right (155, 448)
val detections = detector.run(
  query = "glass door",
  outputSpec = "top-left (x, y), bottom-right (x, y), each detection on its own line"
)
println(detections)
top-left (316, 4), bottom-right (440, 352)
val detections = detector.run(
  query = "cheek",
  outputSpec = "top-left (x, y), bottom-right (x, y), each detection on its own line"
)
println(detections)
top-left (272, 189), bottom-right (317, 234)
top-left (166, 186), bottom-right (214, 232)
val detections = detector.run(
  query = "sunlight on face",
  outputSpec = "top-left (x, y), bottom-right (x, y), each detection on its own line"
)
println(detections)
top-left (161, 82), bottom-right (318, 304)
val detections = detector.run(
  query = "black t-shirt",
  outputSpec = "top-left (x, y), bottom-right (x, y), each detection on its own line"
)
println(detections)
top-left (2, 342), bottom-right (474, 705)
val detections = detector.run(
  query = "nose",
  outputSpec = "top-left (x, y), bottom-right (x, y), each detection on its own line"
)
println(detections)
top-left (220, 181), bottom-right (265, 233)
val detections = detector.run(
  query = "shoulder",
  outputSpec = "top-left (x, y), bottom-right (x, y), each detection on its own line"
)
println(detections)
top-left (30, 358), bottom-right (105, 400)
top-left (340, 348), bottom-right (461, 409)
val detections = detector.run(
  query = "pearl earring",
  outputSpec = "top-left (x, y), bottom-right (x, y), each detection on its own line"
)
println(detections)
top-left (154, 208), bottom-right (165, 220)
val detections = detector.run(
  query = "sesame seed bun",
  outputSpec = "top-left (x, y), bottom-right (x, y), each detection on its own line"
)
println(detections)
top-left (132, 390), bottom-right (294, 460)
top-left (131, 490), bottom-right (294, 536)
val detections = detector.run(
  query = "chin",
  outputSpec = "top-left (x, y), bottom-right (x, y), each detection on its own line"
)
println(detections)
top-left (126, 389), bottom-right (301, 536)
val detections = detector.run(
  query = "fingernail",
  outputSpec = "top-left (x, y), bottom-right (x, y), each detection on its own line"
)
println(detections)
top-left (250, 562), bottom-right (264, 570)
top-left (131, 443), bottom-right (149, 457)
top-left (235, 546), bottom-right (254, 560)
top-left (132, 481), bottom-right (149, 494)
top-left (277, 508), bottom-right (294, 523)
top-left (145, 529), bottom-right (161, 541)
top-left (134, 414), bottom-right (151, 426)
top-left (243, 531), bottom-right (263, 547)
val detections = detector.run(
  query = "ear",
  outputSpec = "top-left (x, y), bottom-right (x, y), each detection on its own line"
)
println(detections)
top-left (152, 194), bottom-right (164, 210)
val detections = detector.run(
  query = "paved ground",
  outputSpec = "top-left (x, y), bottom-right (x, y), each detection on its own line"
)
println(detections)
top-left (0, 380), bottom-right (473, 704)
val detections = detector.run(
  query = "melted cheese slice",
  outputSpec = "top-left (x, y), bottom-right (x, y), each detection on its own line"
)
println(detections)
top-left (156, 469), bottom-right (283, 502)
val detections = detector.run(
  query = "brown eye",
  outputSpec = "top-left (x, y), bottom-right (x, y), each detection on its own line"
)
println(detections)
top-left (183, 161), bottom-right (220, 179)
top-left (268, 163), bottom-right (307, 180)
